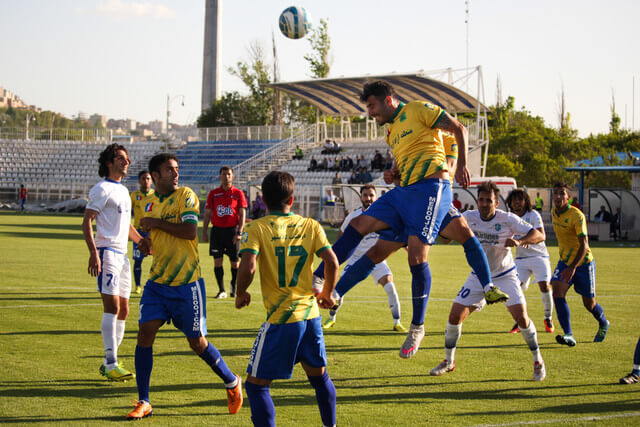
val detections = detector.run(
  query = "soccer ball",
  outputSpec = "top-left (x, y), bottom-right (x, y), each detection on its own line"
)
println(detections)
top-left (278, 6), bottom-right (312, 39)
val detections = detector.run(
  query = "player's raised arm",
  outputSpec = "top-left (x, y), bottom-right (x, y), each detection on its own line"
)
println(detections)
top-left (235, 252), bottom-right (256, 309)
top-left (434, 112), bottom-right (470, 188)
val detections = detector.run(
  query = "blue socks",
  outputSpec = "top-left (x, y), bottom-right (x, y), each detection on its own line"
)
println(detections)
top-left (198, 342), bottom-right (236, 384)
top-left (314, 224), bottom-right (364, 279)
top-left (410, 262), bottom-right (431, 326)
top-left (308, 372), bottom-right (337, 427)
top-left (133, 259), bottom-right (143, 288)
top-left (245, 381), bottom-right (276, 427)
top-left (634, 337), bottom-right (640, 368)
top-left (589, 303), bottom-right (608, 327)
top-left (135, 345), bottom-right (153, 403)
top-left (335, 255), bottom-right (376, 297)
top-left (463, 237), bottom-right (492, 289)
top-left (554, 297), bottom-right (572, 335)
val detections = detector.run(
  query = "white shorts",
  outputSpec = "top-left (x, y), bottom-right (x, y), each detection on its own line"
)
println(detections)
top-left (515, 256), bottom-right (552, 290)
top-left (96, 248), bottom-right (131, 298)
top-left (342, 259), bottom-right (392, 285)
top-left (453, 268), bottom-right (525, 311)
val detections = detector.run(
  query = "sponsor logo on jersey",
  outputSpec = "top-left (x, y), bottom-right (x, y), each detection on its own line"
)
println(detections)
top-left (144, 202), bottom-right (154, 212)
top-left (401, 129), bottom-right (413, 138)
top-left (399, 111), bottom-right (407, 122)
top-left (242, 231), bottom-right (249, 243)
top-left (495, 224), bottom-right (502, 231)
top-left (424, 102), bottom-right (435, 110)
top-left (185, 196), bottom-right (194, 208)
top-left (217, 205), bottom-right (234, 217)
top-left (191, 285), bottom-right (200, 332)
top-left (421, 195), bottom-right (437, 238)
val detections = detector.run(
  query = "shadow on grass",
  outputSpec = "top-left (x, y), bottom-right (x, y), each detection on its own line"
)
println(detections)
top-left (0, 230), bottom-right (82, 240)
top-left (0, 223), bottom-right (81, 231)
top-left (0, 295), bottom-right (96, 301)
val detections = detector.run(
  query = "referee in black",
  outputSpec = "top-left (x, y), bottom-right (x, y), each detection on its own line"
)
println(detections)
top-left (202, 167), bottom-right (248, 298)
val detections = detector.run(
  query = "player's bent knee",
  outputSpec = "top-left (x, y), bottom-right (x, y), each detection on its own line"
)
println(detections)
top-left (246, 374), bottom-right (272, 387)
top-left (188, 336), bottom-right (209, 354)
top-left (300, 361), bottom-right (325, 377)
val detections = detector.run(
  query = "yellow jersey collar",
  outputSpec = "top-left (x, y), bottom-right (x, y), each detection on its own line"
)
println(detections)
top-left (157, 189), bottom-right (176, 203)
top-left (555, 205), bottom-right (569, 216)
top-left (389, 102), bottom-right (405, 123)
top-left (268, 211), bottom-right (293, 217)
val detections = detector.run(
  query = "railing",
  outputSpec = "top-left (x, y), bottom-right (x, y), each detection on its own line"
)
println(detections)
top-left (0, 127), bottom-right (113, 142)
top-left (233, 124), bottom-right (317, 185)
top-left (173, 125), bottom-right (302, 142)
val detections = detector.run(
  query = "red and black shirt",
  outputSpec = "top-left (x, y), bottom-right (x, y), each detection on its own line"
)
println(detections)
top-left (205, 186), bottom-right (248, 228)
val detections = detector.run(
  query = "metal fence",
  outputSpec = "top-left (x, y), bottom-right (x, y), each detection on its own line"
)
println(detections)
top-left (0, 127), bottom-right (112, 142)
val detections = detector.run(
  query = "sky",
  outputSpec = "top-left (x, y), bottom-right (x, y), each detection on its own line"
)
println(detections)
top-left (1, 0), bottom-right (639, 136)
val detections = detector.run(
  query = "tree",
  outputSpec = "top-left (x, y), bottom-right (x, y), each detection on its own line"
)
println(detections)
top-left (303, 18), bottom-right (332, 78)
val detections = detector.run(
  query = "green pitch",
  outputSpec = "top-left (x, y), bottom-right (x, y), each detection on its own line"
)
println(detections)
top-left (1, 212), bottom-right (639, 425)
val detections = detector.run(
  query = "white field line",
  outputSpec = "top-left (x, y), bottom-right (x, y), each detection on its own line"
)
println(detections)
top-left (473, 411), bottom-right (640, 426)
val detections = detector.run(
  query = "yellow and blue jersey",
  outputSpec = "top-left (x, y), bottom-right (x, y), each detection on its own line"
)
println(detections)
top-left (385, 101), bottom-right (448, 187)
top-left (239, 212), bottom-right (331, 325)
top-left (441, 130), bottom-right (458, 160)
top-left (130, 189), bottom-right (155, 230)
top-left (552, 205), bottom-right (593, 266)
top-left (144, 187), bottom-right (202, 286)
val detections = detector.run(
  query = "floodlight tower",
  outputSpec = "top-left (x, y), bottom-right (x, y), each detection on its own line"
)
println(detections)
top-left (202, 0), bottom-right (222, 112)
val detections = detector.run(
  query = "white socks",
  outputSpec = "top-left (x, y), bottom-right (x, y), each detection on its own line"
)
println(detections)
top-left (520, 321), bottom-right (542, 362)
top-left (541, 291), bottom-right (554, 320)
top-left (383, 282), bottom-right (401, 321)
top-left (116, 319), bottom-right (126, 347)
top-left (444, 322), bottom-right (462, 363)
top-left (101, 313), bottom-right (118, 369)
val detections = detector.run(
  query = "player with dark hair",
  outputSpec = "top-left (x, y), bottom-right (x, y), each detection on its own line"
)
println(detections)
top-left (551, 182), bottom-right (609, 347)
top-left (236, 171), bottom-right (339, 427)
top-left (430, 181), bottom-right (547, 381)
top-left (321, 184), bottom-right (405, 332)
top-left (126, 153), bottom-right (242, 420)
top-left (82, 143), bottom-right (148, 382)
top-left (203, 166), bottom-right (248, 298)
top-left (130, 170), bottom-right (154, 294)
top-left (506, 188), bottom-right (554, 334)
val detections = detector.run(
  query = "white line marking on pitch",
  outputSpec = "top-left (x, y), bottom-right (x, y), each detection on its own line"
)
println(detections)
top-left (473, 411), bottom-right (640, 426)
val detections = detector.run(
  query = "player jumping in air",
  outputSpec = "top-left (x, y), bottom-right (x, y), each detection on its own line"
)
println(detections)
top-left (126, 154), bottom-right (242, 420)
top-left (430, 181), bottom-right (547, 381)
top-left (505, 188), bottom-right (554, 334)
top-left (236, 171), bottom-right (339, 427)
top-left (551, 182), bottom-right (609, 347)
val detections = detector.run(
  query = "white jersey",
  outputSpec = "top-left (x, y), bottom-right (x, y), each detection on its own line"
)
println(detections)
top-left (463, 209), bottom-right (534, 277)
top-left (86, 179), bottom-right (131, 253)
top-left (340, 207), bottom-right (379, 261)
top-left (513, 209), bottom-right (549, 258)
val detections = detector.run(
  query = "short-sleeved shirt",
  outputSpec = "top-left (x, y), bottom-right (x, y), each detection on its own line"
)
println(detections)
top-left (130, 189), bottom-right (155, 230)
top-left (385, 101), bottom-right (448, 187)
top-left (239, 212), bottom-right (331, 325)
top-left (144, 187), bottom-right (201, 286)
top-left (19, 188), bottom-right (27, 199)
top-left (442, 130), bottom-right (458, 160)
top-left (552, 205), bottom-right (593, 266)
top-left (514, 209), bottom-right (549, 258)
top-left (86, 179), bottom-right (131, 253)
top-left (463, 209), bottom-right (534, 276)
top-left (205, 186), bottom-right (248, 228)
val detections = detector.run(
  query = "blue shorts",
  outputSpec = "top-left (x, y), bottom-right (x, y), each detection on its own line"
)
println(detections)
top-left (132, 230), bottom-right (149, 261)
top-left (551, 260), bottom-right (596, 298)
top-left (139, 278), bottom-right (208, 338)
top-left (363, 178), bottom-right (452, 245)
top-left (378, 203), bottom-right (461, 245)
top-left (247, 317), bottom-right (326, 380)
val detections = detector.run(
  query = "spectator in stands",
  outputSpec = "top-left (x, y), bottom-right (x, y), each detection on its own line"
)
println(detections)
top-left (359, 167), bottom-right (372, 184)
top-left (332, 140), bottom-right (341, 153)
top-left (348, 170), bottom-right (359, 184)
top-left (327, 157), bottom-right (335, 171)
top-left (372, 150), bottom-right (384, 171)
top-left (18, 184), bottom-right (27, 211)
top-left (251, 192), bottom-right (267, 219)
top-left (325, 189), bottom-right (337, 206)
top-left (332, 172), bottom-right (342, 185)
top-left (340, 156), bottom-right (348, 171)
top-left (452, 192), bottom-right (462, 210)
top-left (535, 192), bottom-right (544, 212)
top-left (322, 139), bottom-right (333, 154)
top-left (594, 205), bottom-right (613, 223)
top-left (384, 149), bottom-right (393, 169)
top-left (293, 145), bottom-right (304, 160)
top-left (462, 203), bottom-right (470, 213)
top-left (308, 156), bottom-right (318, 171)
top-left (200, 185), bottom-right (208, 203)
top-left (347, 155), bottom-right (354, 171)
top-left (356, 155), bottom-right (363, 169)
top-left (320, 157), bottom-right (328, 171)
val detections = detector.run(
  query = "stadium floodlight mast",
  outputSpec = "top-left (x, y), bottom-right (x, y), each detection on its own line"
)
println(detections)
top-left (25, 113), bottom-right (36, 141)
top-left (165, 94), bottom-right (185, 150)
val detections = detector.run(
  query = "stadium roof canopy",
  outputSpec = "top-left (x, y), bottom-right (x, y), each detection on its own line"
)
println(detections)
top-left (270, 72), bottom-right (487, 116)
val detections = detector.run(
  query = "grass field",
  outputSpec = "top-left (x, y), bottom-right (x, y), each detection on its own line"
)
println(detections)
top-left (1, 211), bottom-right (639, 426)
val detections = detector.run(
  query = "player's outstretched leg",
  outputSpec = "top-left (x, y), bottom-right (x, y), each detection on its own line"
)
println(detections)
top-left (308, 372), bottom-right (337, 427)
top-left (313, 224), bottom-right (365, 281)
top-left (382, 281), bottom-right (404, 332)
top-left (540, 286), bottom-right (554, 332)
top-left (589, 302), bottom-right (609, 342)
top-left (196, 341), bottom-right (243, 414)
top-left (399, 262), bottom-right (431, 358)
top-left (620, 337), bottom-right (640, 384)
top-left (430, 322), bottom-right (460, 376)
top-left (245, 381), bottom-right (276, 426)
top-left (519, 320), bottom-right (546, 381)
top-left (323, 305), bottom-right (339, 329)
